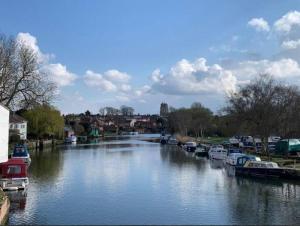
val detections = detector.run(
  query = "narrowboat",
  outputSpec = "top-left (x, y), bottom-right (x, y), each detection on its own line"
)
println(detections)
top-left (0, 159), bottom-right (29, 191)
top-left (208, 145), bottom-right (227, 160)
top-left (11, 144), bottom-right (31, 165)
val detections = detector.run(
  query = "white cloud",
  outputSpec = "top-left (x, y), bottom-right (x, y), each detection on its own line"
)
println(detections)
top-left (135, 85), bottom-right (151, 97)
top-left (115, 95), bottom-right (130, 102)
top-left (281, 39), bottom-right (300, 49)
top-left (274, 11), bottom-right (300, 33)
top-left (152, 58), bottom-right (237, 96)
top-left (233, 58), bottom-right (300, 80)
top-left (16, 32), bottom-right (77, 87)
top-left (104, 69), bottom-right (131, 82)
top-left (248, 18), bottom-right (270, 32)
top-left (42, 63), bottom-right (77, 87)
top-left (83, 70), bottom-right (117, 92)
top-left (151, 69), bottom-right (164, 82)
top-left (120, 84), bottom-right (132, 92)
top-left (16, 32), bottom-right (53, 63)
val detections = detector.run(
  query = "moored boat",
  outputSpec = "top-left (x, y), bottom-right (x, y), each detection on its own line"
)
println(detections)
top-left (208, 145), bottom-right (227, 160)
top-left (0, 159), bottom-right (29, 191)
top-left (167, 136), bottom-right (178, 145)
top-left (11, 144), bottom-right (31, 165)
top-left (183, 141), bottom-right (197, 152)
top-left (226, 153), bottom-right (246, 166)
top-left (235, 160), bottom-right (300, 180)
top-left (65, 135), bottom-right (77, 144)
top-left (195, 144), bottom-right (208, 157)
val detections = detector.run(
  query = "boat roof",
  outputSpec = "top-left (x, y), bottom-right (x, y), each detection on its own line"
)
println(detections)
top-left (0, 158), bottom-right (26, 166)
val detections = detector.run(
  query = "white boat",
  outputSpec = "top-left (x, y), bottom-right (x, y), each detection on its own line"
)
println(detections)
top-left (183, 142), bottom-right (197, 152)
top-left (167, 137), bottom-right (178, 145)
top-left (208, 145), bottom-right (227, 160)
top-left (226, 153), bottom-right (246, 166)
top-left (65, 135), bottom-right (77, 144)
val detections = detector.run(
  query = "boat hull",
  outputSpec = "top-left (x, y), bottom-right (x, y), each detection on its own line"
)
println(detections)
top-left (235, 167), bottom-right (300, 180)
top-left (0, 177), bottom-right (29, 191)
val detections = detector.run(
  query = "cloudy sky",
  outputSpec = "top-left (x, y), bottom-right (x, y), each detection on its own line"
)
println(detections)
top-left (2, 0), bottom-right (300, 114)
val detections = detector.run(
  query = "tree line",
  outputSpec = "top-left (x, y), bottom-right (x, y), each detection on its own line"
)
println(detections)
top-left (167, 74), bottom-right (300, 155)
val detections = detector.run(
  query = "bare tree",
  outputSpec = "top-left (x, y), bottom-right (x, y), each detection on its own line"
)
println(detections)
top-left (225, 74), bottom-right (300, 157)
top-left (0, 34), bottom-right (56, 110)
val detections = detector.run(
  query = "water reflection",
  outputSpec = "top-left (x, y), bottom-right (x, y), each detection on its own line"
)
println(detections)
top-left (29, 147), bottom-right (63, 182)
top-left (7, 136), bottom-right (300, 224)
top-left (6, 190), bottom-right (27, 211)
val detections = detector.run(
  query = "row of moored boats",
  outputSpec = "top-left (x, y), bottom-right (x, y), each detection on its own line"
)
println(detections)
top-left (161, 135), bottom-right (300, 180)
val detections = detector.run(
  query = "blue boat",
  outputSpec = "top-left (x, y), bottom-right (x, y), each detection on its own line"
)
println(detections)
top-left (11, 144), bottom-right (31, 165)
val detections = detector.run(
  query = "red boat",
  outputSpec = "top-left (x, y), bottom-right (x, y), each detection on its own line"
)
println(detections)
top-left (0, 159), bottom-right (29, 191)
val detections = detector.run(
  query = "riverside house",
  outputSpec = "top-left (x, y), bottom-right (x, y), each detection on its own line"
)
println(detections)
top-left (0, 104), bottom-right (9, 163)
top-left (9, 113), bottom-right (28, 140)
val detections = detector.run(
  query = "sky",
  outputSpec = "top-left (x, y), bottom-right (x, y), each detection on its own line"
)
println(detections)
top-left (2, 0), bottom-right (300, 114)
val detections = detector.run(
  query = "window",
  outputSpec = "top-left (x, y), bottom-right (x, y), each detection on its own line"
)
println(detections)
top-left (7, 165), bottom-right (21, 174)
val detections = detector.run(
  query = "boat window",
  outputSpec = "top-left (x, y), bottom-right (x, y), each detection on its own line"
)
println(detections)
top-left (7, 165), bottom-right (21, 174)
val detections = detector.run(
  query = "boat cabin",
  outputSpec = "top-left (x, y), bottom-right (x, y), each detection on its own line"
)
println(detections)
top-left (0, 159), bottom-right (29, 190)
top-left (236, 155), bottom-right (261, 167)
top-left (0, 159), bottom-right (27, 179)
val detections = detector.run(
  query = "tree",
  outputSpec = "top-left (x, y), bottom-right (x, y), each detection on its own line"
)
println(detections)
top-left (0, 34), bottom-right (56, 110)
top-left (120, 105), bottom-right (134, 116)
top-left (225, 74), bottom-right (300, 156)
top-left (190, 102), bottom-right (213, 137)
top-left (22, 104), bottom-right (64, 139)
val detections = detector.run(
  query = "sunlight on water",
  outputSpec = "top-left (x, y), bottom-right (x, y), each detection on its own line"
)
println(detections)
top-left (8, 135), bottom-right (300, 225)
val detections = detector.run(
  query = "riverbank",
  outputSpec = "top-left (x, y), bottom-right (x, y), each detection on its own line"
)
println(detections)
top-left (0, 189), bottom-right (9, 225)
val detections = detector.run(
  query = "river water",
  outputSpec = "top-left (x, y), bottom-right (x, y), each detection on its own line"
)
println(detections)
top-left (7, 135), bottom-right (300, 224)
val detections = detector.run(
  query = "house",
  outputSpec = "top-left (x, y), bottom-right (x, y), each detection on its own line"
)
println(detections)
top-left (9, 113), bottom-right (27, 140)
top-left (0, 104), bottom-right (9, 163)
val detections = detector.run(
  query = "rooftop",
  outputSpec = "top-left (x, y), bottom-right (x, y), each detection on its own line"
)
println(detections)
top-left (9, 113), bottom-right (27, 124)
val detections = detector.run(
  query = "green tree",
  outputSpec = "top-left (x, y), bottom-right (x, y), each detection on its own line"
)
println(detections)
top-left (22, 104), bottom-right (64, 139)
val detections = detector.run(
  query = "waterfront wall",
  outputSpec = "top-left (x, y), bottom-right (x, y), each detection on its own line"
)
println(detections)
top-left (0, 195), bottom-right (9, 225)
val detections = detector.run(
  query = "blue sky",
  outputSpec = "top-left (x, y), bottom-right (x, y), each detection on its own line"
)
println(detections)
top-left (2, 0), bottom-right (300, 114)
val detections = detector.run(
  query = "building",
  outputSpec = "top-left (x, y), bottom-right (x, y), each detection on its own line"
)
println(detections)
top-left (9, 113), bottom-right (27, 140)
top-left (0, 104), bottom-right (9, 163)
top-left (160, 102), bottom-right (169, 117)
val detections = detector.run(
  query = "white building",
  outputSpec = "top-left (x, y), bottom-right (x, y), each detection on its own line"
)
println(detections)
top-left (9, 114), bottom-right (27, 140)
top-left (0, 104), bottom-right (9, 163)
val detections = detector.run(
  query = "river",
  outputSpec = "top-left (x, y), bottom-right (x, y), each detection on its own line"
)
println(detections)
top-left (7, 135), bottom-right (300, 224)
